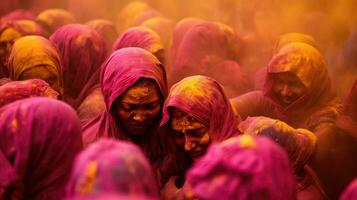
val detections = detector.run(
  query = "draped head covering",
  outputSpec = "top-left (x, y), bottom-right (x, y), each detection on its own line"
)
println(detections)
top-left (36, 8), bottom-right (76, 37)
top-left (82, 47), bottom-right (167, 163)
top-left (67, 139), bottom-right (159, 199)
top-left (85, 19), bottom-right (118, 54)
top-left (239, 116), bottom-right (317, 171)
top-left (0, 9), bottom-right (35, 22)
top-left (116, 1), bottom-right (161, 33)
top-left (340, 179), bottom-right (357, 200)
top-left (0, 19), bottom-right (43, 78)
top-left (0, 97), bottom-right (82, 199)
top-left (112, 26), bottom-right (163, 56)
top-left (171, 21), bottom-right (246, 96)
top-left (0, 79), bottom-right (58, 107)
top-left (264, 42), bottom-right (340, 128)
top-left (184, 135), bottom-right (296, 200)
top-left (140, 17), bottom-right (174, 49)
top-left (169, 17), bottom-right (204, 68)
top-left (160, 75), bottom-right (240, 142)
top-left (0, 19), bottom-right (44, 38)
top-left (272, 33), bottom-right (318, 55)
top-left (50, 24), bottom-right (107, 107)
top-left (7, 35), bottom-right (63, 95)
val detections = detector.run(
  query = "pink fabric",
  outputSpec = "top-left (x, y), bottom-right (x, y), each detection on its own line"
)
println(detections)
top-left (184, 135), bottom-right (296, 200)
top-left (66, 139), bottom-right (159, 199)
top-left (85, 19), bottom-right (118, 54)
top-left (340, 179), bottom-right (357, 200)
top-left (82, 47), bottom-right (167, 164)
top-left (0, 97), bottom-right (83, 199)
top-left (169, 17), bottom-right (204, 69)
top-left (170, 21), bottom-right (247, 97)
top-left (0, 9), bottom-right (35, 21)
top-left (50, 24), bottom-right (107, 108)
top-left (0, 79), bottom-right (58, 107)
top-left (112, 26), bottom-right (163, 55)
top-left (160, 75), bottom-right (240, 142)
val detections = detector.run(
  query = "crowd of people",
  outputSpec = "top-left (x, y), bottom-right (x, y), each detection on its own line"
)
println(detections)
top-left (0, 1), bottom-right (357, 199)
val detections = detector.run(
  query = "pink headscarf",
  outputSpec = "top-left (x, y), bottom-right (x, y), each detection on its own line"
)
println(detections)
top-left (0, 79), bottom-right (58, 107)
top-left (66, 139), bottom-right (159, 200)
top-left (160, 75), bottom-right (240, 142)
top-left (50, 24), bottom-right (107, 108)
top-left (170, 21), bottom-right (247, 96)
top-left (184, 135), bottom-right (296, 200)
top-left (340, 179), bottom-right (357, 200)
top-left (0, 97), bottom-right (82, 199)
top-left (112, 26), bottom-right (163, 56)
top-left (0, 9), bottom-right (35, 22)
top-left (85, 19), bottom-right (118, 54)
top-left (82, 47), bottom-right (167, 164)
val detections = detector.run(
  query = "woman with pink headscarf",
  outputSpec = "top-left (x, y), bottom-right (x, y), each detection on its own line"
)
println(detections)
top-left (50, 24), bottom-right (107, 108)
top-left (66, 139), bottom-right (159, 200)
top-left (0, 97), bottom-right (82, 199)
top-left (184, 135), bottom-right (296, 200)
top-left (159, 75), bottom-right (240, 198)
top-left (82, 48), bottom-right (169, 183)
top-left (77, 26), bottom-right (164, 124)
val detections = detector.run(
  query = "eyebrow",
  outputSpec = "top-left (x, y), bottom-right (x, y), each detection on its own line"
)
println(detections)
top-left (121, 99), bottom-right (161, 105)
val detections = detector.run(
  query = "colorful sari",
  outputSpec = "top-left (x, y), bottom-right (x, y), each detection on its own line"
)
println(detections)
top-left (82, 47), bottom-right (167, 165)
top-left (50, 24), bottom-right (107, 108)
top-left (340, 179), bottom-right (357, 200)
top-left (0, 97), bottom-right (82, 199)
top-left (7, 35), bottom-right (63, 96)
top-left (66, 139), bottom-right (159, 200)
top-left (184, 135), bottom-right (296, 200)
top-left (0, 79), bottom-right (58, 107)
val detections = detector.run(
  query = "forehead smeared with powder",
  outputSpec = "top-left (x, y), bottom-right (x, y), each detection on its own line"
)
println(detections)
top-left (171, 108), bottom-right (206, 132)
top-left (121, 78), bottom-right (161, 102)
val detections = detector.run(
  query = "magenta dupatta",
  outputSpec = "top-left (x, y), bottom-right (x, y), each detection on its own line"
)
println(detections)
top-left (0, 97), bottom-right (82, 199)
top-left (66, 139), bottom-right (159, 199)
top-left (184, 135), bottom-right (296, 200)
top-left (50, 24), bottom-right (107, 108)
top-left (82, 47), bottom-right (167, 164)
top-left (160, 75), bottom-right (240, 142)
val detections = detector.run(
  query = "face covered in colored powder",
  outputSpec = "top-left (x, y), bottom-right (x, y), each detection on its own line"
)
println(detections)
top-left (114, 79), bottom-right (162, 136)
top-left (271, 72), bottom-right (307, 106)
top-left (170, 108), bottom-right (210, 160)
top-left (19, 65), bottom-right (61, 93)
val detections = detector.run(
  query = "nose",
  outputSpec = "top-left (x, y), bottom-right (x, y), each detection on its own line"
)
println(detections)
top-left (184, 134), bottom-right (196, 152)
top-left (281, 84), bottom-right (292, 97)
top-left (132, 111), bottom-right (147, 122)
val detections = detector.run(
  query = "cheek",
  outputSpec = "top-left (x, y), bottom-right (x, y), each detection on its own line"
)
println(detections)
top-left (292, 87), bottom-right (306, 97)
top-left (198, 133), bottom-right (210, 148)
top-left (116, 109), bottom-right (131, 122)
top-left (147, 106), bottom-right (162, 119)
